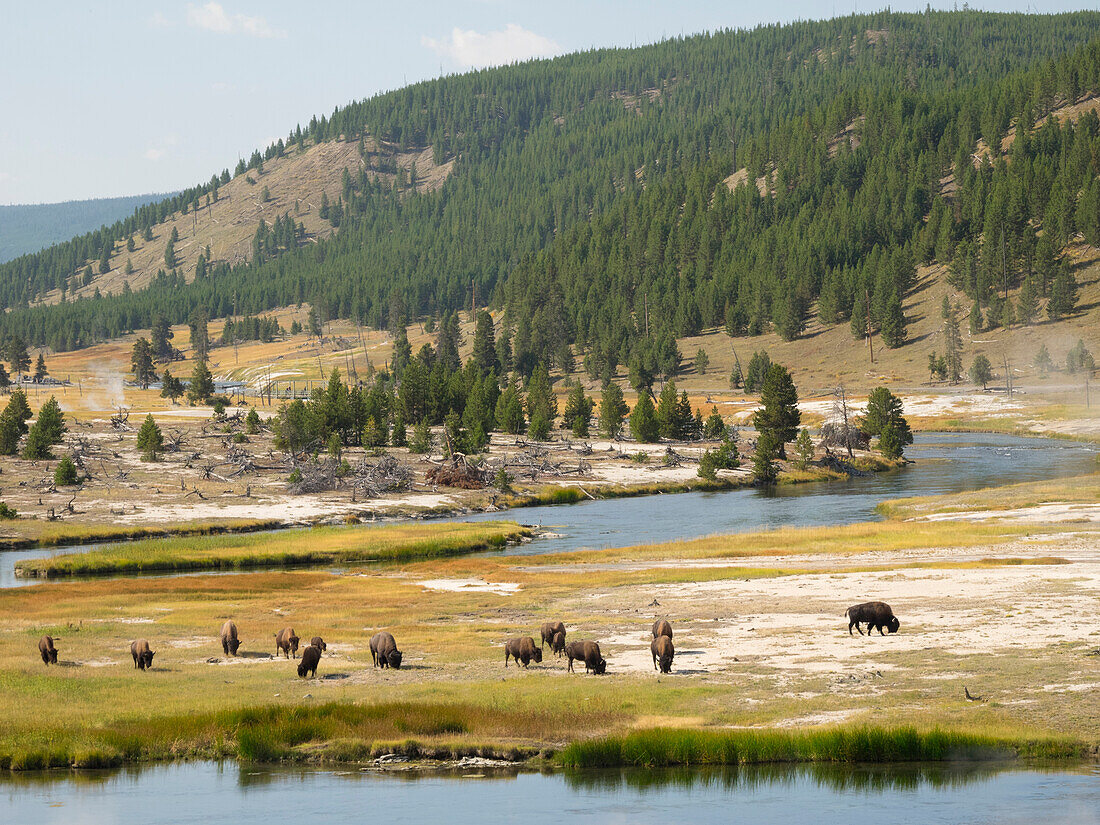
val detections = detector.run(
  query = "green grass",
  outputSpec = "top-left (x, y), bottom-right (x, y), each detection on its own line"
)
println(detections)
top-left (556, 727), bottom-right (1086, 768)
top-left (14, 521), bottom-right (529, 578)
top-left (879, 473), bottom-right (1100, 519)
top-left (0, 518), bottom-right (281, 550)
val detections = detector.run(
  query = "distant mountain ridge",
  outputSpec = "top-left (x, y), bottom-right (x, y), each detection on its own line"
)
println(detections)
top-left (0, 194), bottom-right (173, 263)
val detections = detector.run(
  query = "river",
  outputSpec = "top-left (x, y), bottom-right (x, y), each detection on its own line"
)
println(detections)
top-left (2, 761), bottom-right (1098, 825)
top-left (2, 432), bottom-right (1096, 586)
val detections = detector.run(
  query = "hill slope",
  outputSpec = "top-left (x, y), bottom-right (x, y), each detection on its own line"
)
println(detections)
top-left (0, 194), bottom-right (170, 263)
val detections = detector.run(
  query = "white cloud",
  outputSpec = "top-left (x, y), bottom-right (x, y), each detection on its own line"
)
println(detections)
top-left (143, 136), bottom-right (178, 162)
top-left (186, 3), bottom-right (285, 39)
top-left (422, 23), bottom-right (560, 69)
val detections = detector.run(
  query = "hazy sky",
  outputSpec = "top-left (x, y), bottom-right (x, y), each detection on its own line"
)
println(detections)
top-left (1, 1), bottom-right (1096, 204)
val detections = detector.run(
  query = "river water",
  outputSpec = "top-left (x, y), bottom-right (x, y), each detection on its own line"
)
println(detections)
top-left (2, 761), bottom-right (1098, 825)
top-left (2, 433), bottom-right (1097, 586)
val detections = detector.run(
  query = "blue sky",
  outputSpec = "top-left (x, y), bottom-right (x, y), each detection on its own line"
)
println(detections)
top-left (1, 1), bottom-right (1096, 204)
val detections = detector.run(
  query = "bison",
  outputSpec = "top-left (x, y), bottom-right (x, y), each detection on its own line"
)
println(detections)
top-left (275, 627), bottom-right (300, 659)
top-left (564, 640), bottom-right (606, 674)
top-left (652, 619), bottom-right (673, 640)
top-left (298, 644), bottom-right (322, 678)
top-left (369, 631), bottom-right (402, 669)
top-left (504, 636), bottom-right (543, 668)
top-left (38, 635), bottom-right (58, 665)
top-left (845, 602), bottom-right (900, 636)
top-left (549, 630), bottom-right (566, 658)
top-left (219, 621), bottom-right (241, 656)
top-left (310, 636), bottom-right (327, 653)
top-left (130, 639), bottom-right (155, 671)
top-left (651, 636), bottom-right (674, 673)
top-left (540, 621), bottom-right (566, 651)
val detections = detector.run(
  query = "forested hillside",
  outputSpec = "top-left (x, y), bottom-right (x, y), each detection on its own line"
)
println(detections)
top-left (0, 194), bottom-right (169, 263)
top-left (3, 10), bottom-right (1100, 364)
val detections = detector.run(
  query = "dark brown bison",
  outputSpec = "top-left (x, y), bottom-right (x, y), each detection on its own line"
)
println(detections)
top-left (845, 602), bottom-right (900, 636)
top-left (369, 632), bottom-right (402, 669)
top-left (550, 630), bottom-right (566, 658)
top-left (309, 636), bottom-right (326, 653)
top-left (504, 636), bottom-right (543, 668)
top-left (219, 621), bottom-right (240, 656)
top-left (540, 621), bottom-right (566, 650)
top-left (298, 644), bottom-right (322, 678)
top-left (275, 627), bottom-right (300, 659)
top-left (130, 639), bottom-right (155, 670)
top-left (564, 640), bottom-right (606, 674)
top-left (38, 635), bottom-right (58, 665)
top-left (651, 636), bottom-right (674, 673)
top-left (652, 619), bottom-right (673, 640)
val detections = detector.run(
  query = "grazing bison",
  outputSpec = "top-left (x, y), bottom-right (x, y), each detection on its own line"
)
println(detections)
top-left (369, 632), bottom-right (403, 669)
top-left (38, 635), bottom-right (58, 665)
top-left (845, 602), bottom-right (900, 636)
top-left (130, 639), bottom-right (155, 671)
top-left (219, 621), bottom-right (241, 656)
top-left (298, 644), bottom-right (322, 678)
top-left (652, 619), bottom-right (673, 640)
top-left (275, 628), bottom-right (300, 659)
top-left (540, 621), bottom-right (566, 650)
top-left (549, 630), bottom-right (566, 658)
top-left (504, 636), bottom-right (543, 668)
top-left (564, 640), bottom-right (606, 675)
top-left (651, 636), bottom-right (674, 673)
top-left (310, 636), bottom-right (327, 653)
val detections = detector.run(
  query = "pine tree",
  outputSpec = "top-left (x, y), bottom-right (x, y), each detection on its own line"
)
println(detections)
top-left (411, 418), bottom-right (433, 453)
top-left (136, 414), bottom-right (164, 461)
top-left (436, 312), bottom-right (461, 372)
top-left (942, 299), bottom-right (963, 383)
top-left (677, 392), bottom-right (698, 440)
top-left (599, 382), bottom-right (628, 438)
top-left (861, 387), bottom-right (912, 458)
top-left (525, 364), bottom-right (557, 429)
top-left (151, 315), bottom-right (174, 362)
top-left (6, 336), bottom-right (29, 379)
top-left (880, 288), bottom-right (906, 348)
top-left (1034, 344), bottom-right (1054, 375)
top-left (0, 363), bottom-right (8, 389)
top-left (969, 354), bottom-right (993, 389)
top-left (562, 383), bottom-right (593, 437)
top-left (695, 348), bottom-right (709, 375)
top-left (1047, 264), bottom-right (1078, 320)
top-left (187, 358), bottom-right (214, 404)
top-left (33, 353), bottom-right (48, 383)
top-left (188, 308), bottom-right (210, 361)
top-left (245, 407), bottom-right (261, 434)
top-left (1066, 340), bottom-right (1095, 374)
top-left (0, 390), bottom-right (32, 455)
top-left (752, 432), bottom-right (780, 485)
top-left (160, 369), bottom-right (184, 400)
top-left (753, 364), bottom-right (800, 458)
top-left (1017, 276), bottom-right (1039, 325)
top-left (629, 390), bottom-right (659, 443)
top-left (131, 338), bottom-right (157, 388)
top-left (54, 456), bottom-right (79, 486)
top-left (656, 380), bottom-right (680, 439)
top-left (32, 396), bottom-right (65, 445)
top-left (471, 311), bottom-right (499, 376)
top-left (703, 406), bottom-right (727, 440)
top-left (794, 428), bottom-right (815, 469)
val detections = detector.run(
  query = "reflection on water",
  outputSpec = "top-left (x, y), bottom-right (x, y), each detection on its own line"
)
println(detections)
top-left (2, 761), bottom-right (1098, 825)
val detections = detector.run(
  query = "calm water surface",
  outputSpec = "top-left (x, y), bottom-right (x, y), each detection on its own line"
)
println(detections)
top-left (2, 762), bottom-right (1098, 825)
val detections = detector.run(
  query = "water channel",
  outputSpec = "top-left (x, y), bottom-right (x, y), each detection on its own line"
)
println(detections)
top-left (2, 432), bottom-right (1096, 586)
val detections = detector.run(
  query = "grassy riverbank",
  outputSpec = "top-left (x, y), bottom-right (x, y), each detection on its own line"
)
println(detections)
top-left (878, 472), bottom-right (1100, 520)
top-left (13, 521), bottom-right (529, 578)
top-left (2, 509), bottom-right (1096, 772)
top-left (0, 518), bottom-right (281, 551)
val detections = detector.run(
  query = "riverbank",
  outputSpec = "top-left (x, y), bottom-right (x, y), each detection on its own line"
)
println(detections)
top-left (2, 509), bottom-right (1096, 771)
top-left (13, 521), bottom-right (529, 578)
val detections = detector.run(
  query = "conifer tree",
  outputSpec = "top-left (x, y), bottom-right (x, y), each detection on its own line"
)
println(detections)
top-left (752, 432), bottom-right (780, 485)
top-left (187, 358), bottom-right (214, 404)
top-left (969, 354), bottom-right (993, 389)
top-left (1047, 264), bottom-right (1078, 320)
top-left (131, 338), bottom-right (156, 388)
top-left (703, 406), bottom-right (727, 440)
top-left (525, 364), bottom-right (556, 430)
top-left (160, 369), bottom-right (184, 400)
top-left (0, 389), bottom-right (31, 455)
top-left (753, 364), bottom-right (800, 458)
top-left (33, 353), bottom-right (48, 383)
top-left (136, 414), bottom-right (164, 461)
top-left (471, 311), bottom-right (499, 376)
top-left (656, 380), bottom-right (680, 440)
top-left (629, 390), bottom-right (659, 443)
top-left (562, 383), bottom-right (593, 437)
top-left (5, 336), bottom-right (29, 380)
top-left (794, 428), bottom-right (815, 469)
top-left (599, 381), bottom-right (629, 438)
top-left (942, 298), bottom-right (963, 383)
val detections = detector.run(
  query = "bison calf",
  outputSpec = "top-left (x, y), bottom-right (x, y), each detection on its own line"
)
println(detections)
top-left (540, 621), bottom-right (566, 651)
top-left (652, 619), bottom-right (673, 640)
top-left (504, 636), bottom-right (543, 668)
top-left (845, 601), bottom-right (900, 636)
top-left (310, 636), bottom-right (327, 653)
top-left (369, 631), bottom-right (402, 669)
top-left (38, 635), bottom-right (58, 665)
top-left (550, 630), bottom-right (566, 658)
top-left (219, 621), bottom-right (241, 656)
top-left (564, 640), bottom-right (606, 675)
top-left (298, 644), bottom-right (322, 678)
top-left (275, 627), bottom-right (300, 659)
top-left (130, 639), bottom-right (155, 671)
top-left (651, 636), bottom-right (674, 673)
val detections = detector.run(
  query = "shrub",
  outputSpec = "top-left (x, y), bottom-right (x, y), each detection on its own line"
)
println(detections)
top-left (54, 456), bottom-right (80, 486)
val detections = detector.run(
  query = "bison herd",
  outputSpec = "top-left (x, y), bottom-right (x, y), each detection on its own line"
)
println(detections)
top-left (33, 601), bottom-right (903, 677)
